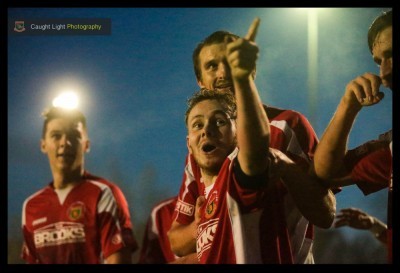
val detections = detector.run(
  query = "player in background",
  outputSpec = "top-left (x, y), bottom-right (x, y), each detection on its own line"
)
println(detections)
top-left (21, 107), bottom-right (138, 264)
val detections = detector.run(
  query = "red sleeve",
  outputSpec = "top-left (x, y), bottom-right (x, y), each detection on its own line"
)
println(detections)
top-left (344, 140), bottom-right (392, 195)
top-left (97, 187), bottom-right (127, 259)
top-left (21, 198), bottom-right (38, 264)
top-left (21, 225), bottom-right (38, 263)
top-left (138, 213), bottom-right (166, 263)
top-left (287, 111), bottom-right (318, 169)
top-left (139, 198), bottom-right (177, 264)
top-left (84, 172), bottom-right (138, 253)
top-left (109, 184), bottom-right (138, 252)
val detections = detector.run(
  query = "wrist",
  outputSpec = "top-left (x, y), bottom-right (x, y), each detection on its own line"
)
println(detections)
top-left (369, 217), bottom-right (387, 238)
top-left (339, 97), bottom-right (361, 116)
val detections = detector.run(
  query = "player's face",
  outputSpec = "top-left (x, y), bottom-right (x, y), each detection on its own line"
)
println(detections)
top-left (186, 99), bottom-right (236, 175)
top-left (41, 118), bottom-right (89, 175)
top-left (372, 25), bottom-right (392, 90)
top-left (197, 43), bottom-right (234, 94)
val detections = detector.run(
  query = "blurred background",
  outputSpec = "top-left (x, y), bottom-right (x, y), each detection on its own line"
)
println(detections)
top-left (8, 7), bottom-right (391, 263)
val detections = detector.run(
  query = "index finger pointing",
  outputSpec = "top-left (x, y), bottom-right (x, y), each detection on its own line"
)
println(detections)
top-left (244, 17), bottom-right (260, 42)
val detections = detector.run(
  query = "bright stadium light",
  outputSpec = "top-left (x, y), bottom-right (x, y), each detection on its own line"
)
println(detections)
top-left (52, 91), bottom-right (79, 109)
top-left (297, 8), bottom-right (322, 131)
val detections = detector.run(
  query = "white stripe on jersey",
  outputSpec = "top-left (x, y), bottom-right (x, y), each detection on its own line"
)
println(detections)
top-left (181, 157), bottom-right (196, 201)
top-left (227, 192), bottom-right (262, 264)
top-left (88, 180), bottom-right (120, 229)
top-left (150, 198), bottom-right (176, 236)
top-left (271, 120), bottom-right (309, 162)
top-left (283, 193), bottom-right (313, 263)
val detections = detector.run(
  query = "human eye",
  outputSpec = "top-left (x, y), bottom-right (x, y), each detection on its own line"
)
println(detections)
top-left (51, 132), bottom-right (61, 140)
top-left (373, 56), bottom-right (382, 67)
top-left (70, 130), bottom-right (82, 140)
top-left (192, 121), bottom-right (203, 130)
top-left (216, 118), bottom-right (227, 127)
top-left (205, 61), bottom-right (217, 71)
top-left (384, 49), bottom-right (392, 60)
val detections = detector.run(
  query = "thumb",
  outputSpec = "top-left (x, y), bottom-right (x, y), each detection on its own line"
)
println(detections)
top-left (196, 196), bottom-right (206, 209)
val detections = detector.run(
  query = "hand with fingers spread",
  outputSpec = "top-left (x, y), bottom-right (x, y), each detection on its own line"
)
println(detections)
top-left (334, 208), bottom-right (388, 245)
top-left (226, 17), bottom-right (260, 81)
top-left (334, 208), bottom-right (375, 229)
top-left (193, 196), bottom-right (205, 236)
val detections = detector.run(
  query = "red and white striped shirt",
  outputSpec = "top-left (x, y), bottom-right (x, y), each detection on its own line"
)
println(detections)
top-left (21, 172), bottom-right (137, 264)
top-left (174, 106), bottom-right (318, 263)
top-left (344, 130), bottom-right (392, 263)
top-left (139, 196), bottom-right (178, 264)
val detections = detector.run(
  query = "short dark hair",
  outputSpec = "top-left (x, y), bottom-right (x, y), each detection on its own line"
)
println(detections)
top-left (185, 88), bottom-right (237, 127)
top-left (41, 107), bottom-right (87, 138)
top-left (368, 9), bottom-right (392, 54)
top-left (192, 31), bottom-right (240, 82)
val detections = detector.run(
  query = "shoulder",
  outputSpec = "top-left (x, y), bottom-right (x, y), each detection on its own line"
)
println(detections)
top-left (23, 186), bottom-right (51, 205)
top-left (151, 196), bottom-right (178, 212)
top-left (379, 129), bottom-right (392, 142)
top-left (264, 105), bottom-right (310, 126)
top-left (83, 171), bottom-right (120, 190)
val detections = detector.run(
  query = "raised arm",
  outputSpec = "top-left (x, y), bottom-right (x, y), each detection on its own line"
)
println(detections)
top-left (269, 148), bottom-right (336, 228)
top-left (226, 18), bottom-right (270, 175)
top-left (313, 73), bottom-right (384, 183)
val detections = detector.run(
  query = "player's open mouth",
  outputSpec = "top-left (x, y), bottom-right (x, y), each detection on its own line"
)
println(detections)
top-left (202, 144), bottom-right (216, 153)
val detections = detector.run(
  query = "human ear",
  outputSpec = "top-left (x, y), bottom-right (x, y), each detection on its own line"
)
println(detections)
top-left (186, 136), bottom-right (193, 154)
top-left (84, 139), bottom-right (91, 153)
top-left (197, 79), bottom-right (205, 89)
top-left (40, 139), bottom-right (47, 154)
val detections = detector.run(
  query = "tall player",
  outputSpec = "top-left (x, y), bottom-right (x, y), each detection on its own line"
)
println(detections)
top-left (21, 107), bottom-right (138, 264)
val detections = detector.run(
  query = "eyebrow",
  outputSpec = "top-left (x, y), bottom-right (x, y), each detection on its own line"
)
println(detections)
top-left (189, 109), bottom-right (229, 122)
top-left (203, 59), bottom-right (215, 68)
top-left (373, 48), bottom-right (392, 64)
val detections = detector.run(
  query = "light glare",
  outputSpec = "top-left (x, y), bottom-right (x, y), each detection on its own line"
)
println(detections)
top-left (52, 91), bottom-right (79, 109)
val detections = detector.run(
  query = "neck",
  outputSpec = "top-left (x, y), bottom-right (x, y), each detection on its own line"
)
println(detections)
top-left (52, 168), bottom-right (84, 189)
top-left (200, 169), bottom-right (218, 188)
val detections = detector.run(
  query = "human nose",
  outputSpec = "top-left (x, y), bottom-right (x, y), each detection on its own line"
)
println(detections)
top-left (201, 121), bottom-right (215, 138)
top-left (59, 134), bottom-right (72, 147)
top-left (216, 62), bottom-right (230, 79)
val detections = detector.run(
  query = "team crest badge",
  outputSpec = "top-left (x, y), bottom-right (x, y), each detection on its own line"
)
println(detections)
top-left (68, 202), bottom-right (85, 221)
top-left (14, 21), bottom-right (26, 32)
top-left (205, 191), bottom-right (218, 219)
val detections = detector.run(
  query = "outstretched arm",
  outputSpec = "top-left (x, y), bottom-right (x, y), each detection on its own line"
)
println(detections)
top-left (313, 73), bottom-right (384, 183)
top-left (334, 208), bottom-right (387, 244)
top-left (227, 18), bottom-right (270, 176)
top-left (270, 148), bottom-right (336, 229)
